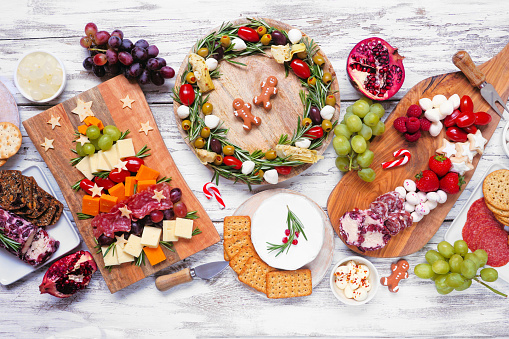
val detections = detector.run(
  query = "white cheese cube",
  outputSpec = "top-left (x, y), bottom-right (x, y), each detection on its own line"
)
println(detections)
top-left (116, 245), bottom-right (134, 264)
top-left (141, 226), bottom-right (162, 248)
top-left (96, 150), bottom-right (113, 171)
top-left (89, 152), bottom-right (100, 174)
top-left (103, 144), bottom-right (120, 168)
top-left (175, 218), bottom-right (194, 239)
top-left (75, 156), bottom-right (93, 180)
top-left (162, 220), bottom-right (179, 242)
top-left (123, 235), bottom-right (143, 257)
top-left (101, 245), bottom-right (119, 266)
top-left (116, 139), bottom-right (136, 159)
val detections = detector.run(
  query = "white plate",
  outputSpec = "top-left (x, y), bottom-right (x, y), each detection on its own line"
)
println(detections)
top-left (444, 163), bottom-right (509, 282)
top-left (0, 166), bottom-right (80, 285)
top-left (502, 120), bottom-right (509, 158)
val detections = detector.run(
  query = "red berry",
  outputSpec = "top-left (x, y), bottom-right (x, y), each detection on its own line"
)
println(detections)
top-left (285, 229), bottom-right (290, 236)
top-left (295, 231), bottom-right (300, 238)
top-left (439, 172), bottom-right (465, 194)
top-left (282, 237), bottom-right (288, 244)
top-left (419, 117), bottom-right (431, 131)
top-left (404, 130), bottom-right (421, 142)
top-left (406, 104), bottom-right (422, 118)
top-left (292, 239), bottom-right (298, 245)
top-left (415, 170), bottom-right (440, 192)
top-left (428, 154), bottom-right (452, 177)
top-left (393, 117), bottom-right (408, 133)
top-left (406, 117), bottom-right (421, 133)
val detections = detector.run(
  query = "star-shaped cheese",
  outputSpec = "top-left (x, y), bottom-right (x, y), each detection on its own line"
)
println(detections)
top-left (47, 115), bottom-right (61, 129)
top-left (115, 235), bottom-right (129, 249)
top-left (41, 137), bottom-right (54, 151)
top-left (468, 130), bottom-right (488, 154)
top-left (76, 134), bottom-right (90, 146)
top-left (436, 138), bottom-right (457, 158)
top-left (120, 95), bottom-right (135, 109)
top-left (139, 121), bottom-right (154, 136)
top-left (152, 189), bottom-right (165, 203)
top-left (119, 205), bottom-right (132, 219)
top-left (90, 183), bottom-right (103, 197)
top-left (72, 98), bottom-right (94, 122)
top-left (114, 160), bottom-right (128, 171)
top-left (455, 142), bottom-right (476, 163)
top-left (450, 155), bottom-right (474, 175)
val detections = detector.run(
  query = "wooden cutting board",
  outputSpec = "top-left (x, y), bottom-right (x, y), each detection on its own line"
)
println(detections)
top-left (327, 43), bottom-right (509, 257)
top-left (23, 75), bottom-right (220, 292)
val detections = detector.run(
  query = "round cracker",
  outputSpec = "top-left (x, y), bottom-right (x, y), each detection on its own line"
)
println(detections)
top-left (485, 199), bottom-right (509, 217)
top-left (494, 213), bottom-right (509, 226)
top-left (483, 169), bottom-right (509, 210)
top-left (0, 122), bottom-right (22, 159)
top-left (0, 159), bottom-right (6, 167)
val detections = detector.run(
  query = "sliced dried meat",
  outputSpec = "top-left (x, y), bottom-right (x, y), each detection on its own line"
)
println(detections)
top-left (23, 228), bottom-right (59, 266)
top-left (467, 198), bottom-right (492, 220)
top-left (476, 227), bottom-right (509, 267)
top-left (92, 212), bottom-right (120, 239)
top-left (339, 209), bottom-right (365, 247)
top-left (126, 182), bottom-right (173, 219)
top-left (369, 201), bottom-right (388, 221)
top-left (375, 192), bottom-right (404, 212)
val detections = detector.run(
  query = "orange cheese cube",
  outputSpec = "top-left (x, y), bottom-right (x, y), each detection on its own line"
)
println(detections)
top-left (135, 165), bottom-right (160, 181)
top-left (77, 125), bottom-right (88, 135)
top-left (108, 182), bottom-right (127, 201)
top-left (143, 245), bottom-right (166, 266)
top-left (84, 116), bottom-right (104, 130)
top-left (99, 194), bottom-right (118, 213)
top-left (137, 179), bottom-right (156, 192)
top-left (82, 195), bottom-right (100, 216)
top-left (124, 177), bottom-right (136, 197)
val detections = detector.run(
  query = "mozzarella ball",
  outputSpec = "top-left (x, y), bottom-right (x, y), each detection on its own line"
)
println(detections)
top-left (231, 38), bottom-right (247, 51)
top-left (439, 101), bottom-right (454, 118)
top-left (295, 138), bottom-right (311, 149)
top-left (432, 94), bottom-right (447, 108)
top-left (241, 160), bottom-right (255, 175)
top-left (419, 97), bottom-right (433, 111)
top-left (205, 58), bottom-right (218, 71)
top-left (320, 105), bottom-right (335, 120)
top-left (204, 115), bottom-right (220, 129)
top-left (424, 108), bottom-right (441, 122)
top-left (177, 105), bottom-right (190, 119)
top-left (449, 94), bottom-right (460, 109)
top-left (287, 29), bottom-right (303, 44)
top-left (429, 120), bottom-right (443, 137)
top-left (263, 169), bottom-right (279, 184)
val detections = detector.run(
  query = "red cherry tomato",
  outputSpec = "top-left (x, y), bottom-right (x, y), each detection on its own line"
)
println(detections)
top-left (446, 126), bottom-right (468, 142)
top-left (456, 112), bottom-right (476, 128)
top-left (304, 126), bottom-right (324, 139)
top-left (275, 166), bottom-right (292, 175)
top-left (179, 84), bottom-right (195, 106)
top-left (443, 109), bottom-right (462, 128)
top-left (124, 156), bottom-right (145, 173)
top-left (79, 179), bottom-right (95, 195)
top-left (237, 26), bottom-right (260, 42)
top-left (462, 125), bottom-right (478, 134)
top-left (290, 59), bottom-right (311, 79)
top-left (223, 156), bottom-right (242, 170)
top-left (474, 111), bottom-right (492, 126)
top-left (93, 177), bottom-right (116, 190)
top-left (460, 95), bottom-right (474, 113)
top-left (109, 168), bottom-right (130, 183)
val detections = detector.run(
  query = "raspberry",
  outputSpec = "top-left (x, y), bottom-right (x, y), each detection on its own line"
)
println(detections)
top-left (406, 104), bottom-right (423, 118)
top-left (419, 117), bottom-right (431, 131)
top-left (406, 117), bottom-right (421, 133)
top-left (404, 130), bottom-right (421, 142)
top-left (393, 117), bottom-right (408, 133)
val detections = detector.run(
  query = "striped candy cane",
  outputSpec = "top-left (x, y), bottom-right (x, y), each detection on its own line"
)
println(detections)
top-left (382, 149), bottom-right (412, 169)
top-left (203, 182), bottom-right (225, 209)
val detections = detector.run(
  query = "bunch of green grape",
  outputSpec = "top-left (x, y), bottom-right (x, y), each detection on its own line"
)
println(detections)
top-left (333, 98), bottom-right (386, 182)
top-left (414, 240), bottom-right (503, 296)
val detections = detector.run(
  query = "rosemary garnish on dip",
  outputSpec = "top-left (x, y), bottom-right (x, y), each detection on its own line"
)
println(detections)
top-left (266, 206), bottom-right (307, 257)
top-left (0, 228), bottom-right (21, 253)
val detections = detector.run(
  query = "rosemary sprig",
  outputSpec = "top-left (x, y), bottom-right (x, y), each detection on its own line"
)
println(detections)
top-left (70, 156), bottom-right (85, 167)
top-left (71, 179), bottom-right (81, 191)
top-left (102, 242), bottom-right (116, 258)
top-left (0, 229), bottom-right (21, 253)
top-left (192, 228), bottom-right (202, 236)
top-left (134, 251), bottom-right (145, 266)
top-left (156, 176), bottom-right (172, 183)
top-left (160, 241), bottom-right (175, 252)
top-left (185, 211), bottom-right (199, 220)
top-left (266, 206), bottom-right (307, 257)
top-left (136, 145), bottom-right (151, 158)
top-left (93, 171), bottom-right (110, 179)
top-left (77, 213), bottom-right (94, 220)
top-left (119, 130), bottom-right (130, 140)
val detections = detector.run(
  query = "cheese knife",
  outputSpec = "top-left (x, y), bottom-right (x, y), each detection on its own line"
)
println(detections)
top-left (155, 261), bottom-right (229, 291)
top-left (453, 50), bottom-right (508, 119)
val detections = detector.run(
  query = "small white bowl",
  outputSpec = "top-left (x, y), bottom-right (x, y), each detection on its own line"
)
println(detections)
top-left (14, 50), bottom-right (66, 103)
top-left (329, 256), bottom-right (379, 306)
top-left (503, 120), bottom-right (509, 158)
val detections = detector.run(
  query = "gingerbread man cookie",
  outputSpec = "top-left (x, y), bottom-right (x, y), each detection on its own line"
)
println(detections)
top-left (380, 259), bottom-right (409, 293)
top-left (232, 98), bottom-right (261, 131)
top-left (253, 76), bottom-right (278, 111)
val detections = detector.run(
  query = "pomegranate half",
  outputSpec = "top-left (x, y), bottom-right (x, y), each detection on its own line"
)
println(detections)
top-left (346, 37), bottom-right (405, 101)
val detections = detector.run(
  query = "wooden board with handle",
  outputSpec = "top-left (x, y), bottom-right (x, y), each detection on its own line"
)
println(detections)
top-left (327, 43), bottom-right (509, 257)
top-left (23, 75), bottom-right (220, 292)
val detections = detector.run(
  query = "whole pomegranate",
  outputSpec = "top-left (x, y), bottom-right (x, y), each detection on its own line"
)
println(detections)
top-left (346, 37), bottom-right (405, 101)
top-left (39, 251), bottom-right (97, 298)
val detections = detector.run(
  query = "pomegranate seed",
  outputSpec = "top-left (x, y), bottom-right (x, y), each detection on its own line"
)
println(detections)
top-left (292, 239), bottom-right (298, 245)
top-left (282, 237), bottom-right (288, 244)
top-left (285, 229), bottom-right (290, 236)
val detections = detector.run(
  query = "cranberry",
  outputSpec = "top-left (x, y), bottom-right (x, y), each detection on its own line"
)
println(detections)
top-left (292, 239), bottom-right (298, 245)
top-left (285, 229), bottom-right (290, 236)
top-left (282, 237), bottom-right (288, 244)
top-left (295, 231), bottom-right (300, 238)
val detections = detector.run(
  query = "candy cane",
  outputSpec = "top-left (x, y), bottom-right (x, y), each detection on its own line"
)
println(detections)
top-left (382, 149), bottom-right (412, 169)
top-left (203, 182), bottom-right (225, 209)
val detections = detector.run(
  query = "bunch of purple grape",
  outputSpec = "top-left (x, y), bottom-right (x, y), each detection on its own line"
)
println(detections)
top-left (80, 23), bottom-right (175, 85)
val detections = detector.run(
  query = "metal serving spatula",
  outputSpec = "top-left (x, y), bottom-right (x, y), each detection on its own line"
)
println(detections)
top-left (155, 261), bottom-right (229, 291)
top-left (453, 50), bottom-right (509, 119)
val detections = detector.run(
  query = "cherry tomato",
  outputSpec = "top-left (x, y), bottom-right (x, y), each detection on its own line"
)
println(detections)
top-left (446, 126), bottom-right (468, 142)
top-left (290, 59), bottom-right (311, 79)
top-left (237, 26), bottom-right (260, 42)
top-left (223, 156), bottom-right (242, 170)
top-left (456, 112), bottom-right (476, 128)
top-left (109, 168), bottom-right (130, 183)
top-left (460, 95), bottom-right (474, 113)
top-left (275, 166), bottom-right (292, 175)
top-left (93, 177), bottom-right (116, 191)
top-left (443, 109), bottom-right (462, 128)
top-left (474, 111), bottom-right (492, 126)
top-left (124, 156), bottom-right (145, 172)
top-left (79, 179), bottom-right (95, 195)
top-left (304, 126), bottom-right (324, 139)
top-left (462, 125), bottom-right (478, 134)
top-left (179, 84), bottom-right (195, 106)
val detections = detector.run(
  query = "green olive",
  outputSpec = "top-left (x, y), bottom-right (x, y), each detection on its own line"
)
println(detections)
top-left (200, 127), bottom-right (211, 138)
top-left (322, 72), bottom-right (332, 84)
top-left (197, 47), bottom-right (209, 58)
top-left (256, 26), bottom-right (267, 36)
top-left (265, 150), bottom-right (277, 160)
top-left (260, 34), bottom-right (271, 46)
top-left (296, 51), bottom-right (307, 59)
top-left (302, 118), bottom-right (312, 127)
top-left (220, 35), bottom-right (231, 47)
top-left (255, 169), bottom-right (264, 178)
top-left (322, 120), bottom-right (333, 132)
top-left (182, 120), bottom-right (191, 131)
top-left (307, 77), bottom-right (317, 86)
top-left (325, 95), bottom-right (336, 106)
top-left (223, 145), bottom-right (235, 156)
top-left (213, 154), bottom-right (223, 165)
top-left (312, 54), bottom-right (325, 66)
top-left (185, 72), bottom-right (197, 84)
top-left (202, 102), bottom-right (213, 115)
top-left (194, 137), bottom-right (205, 149)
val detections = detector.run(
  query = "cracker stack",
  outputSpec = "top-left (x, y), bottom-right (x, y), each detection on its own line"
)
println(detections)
top-left (223, 216), bottom-right (312, 299)
top-left (0, 122), bottom-right (22, 167)
top-left (483, 169), bottom-right (509, 226)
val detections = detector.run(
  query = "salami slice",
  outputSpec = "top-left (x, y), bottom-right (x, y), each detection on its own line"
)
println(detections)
top-left (467, 198), bottom-right (494, 220)
top-left (92, 212), bottom-right (119, 239)
top-left (476, 227), bottom-right (509, 267)
top-left (369, 201), bottom-right (388, 221)
top-left (126, 183), bottom-right (173, 219)
top-left (375, 193), bottom-right (398, 212)
top-left (384, 212), bottom-right (403, 235)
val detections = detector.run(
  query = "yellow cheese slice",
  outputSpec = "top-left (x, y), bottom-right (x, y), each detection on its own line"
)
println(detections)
top-left (163, 220), bottom-right (179, 242)
top-left (75, 156), bottom-right (93, 180)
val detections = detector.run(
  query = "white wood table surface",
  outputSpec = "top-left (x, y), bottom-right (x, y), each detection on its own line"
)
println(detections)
top-left (1, 0), bottom-right (508, 337)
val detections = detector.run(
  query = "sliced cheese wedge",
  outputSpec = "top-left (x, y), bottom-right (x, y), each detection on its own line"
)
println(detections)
top-left (96, 150), bottom-right (113, 171)
top-left (75, 156), bottom-right (93, 180)
top-left (103, 144), bottom-right (120, 169)
top-left (116, 139), bottom-right (136, 159)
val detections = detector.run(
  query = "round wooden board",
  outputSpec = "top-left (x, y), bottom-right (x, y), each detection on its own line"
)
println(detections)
top-left (173, 18), bottom-right (340, 184)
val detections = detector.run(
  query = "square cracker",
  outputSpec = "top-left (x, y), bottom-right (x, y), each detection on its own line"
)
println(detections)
top-left (223, 216), bottom-right (251, 241)
top-left (239, 257), bottom-right (278, 293)
top-left (16, 176), bottom-right (35, 215)
top-left (224, 232), bottom-right (252, 259)
top-left (0, 170), bottom-right (25, 210)
top-left (30, 202), bottom-right (58, 227)
top-left (28, 185), bottom-right (51, 218)
top-left (229, 244), bottom-right (260, 275)
top-left (49, 200), bottom-right (64, 226)
top-left (266, 269), bottom-right (312, 299)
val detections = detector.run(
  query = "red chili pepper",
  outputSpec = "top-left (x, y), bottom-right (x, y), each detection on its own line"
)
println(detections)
top-left (290, 59), bottom-right (311, 79)
top-left (462, 125), bottom-right (478, 134)
top-left (474, 111), bottom-right (492, 126)
top-left (460, 95), bottom-right (474, 113)
top-left (179, 84), bottom-right (195, 106)
top-left (446, 126), bottom-right (468, 142)
top-left (79, 179), bottom-right (95, 195)
top-left (304, 126), bottom-right (324, 139)
top-left (443, 109), bottom-right (462, 128)
top-left (93, 177), bottom-right (116, 190)
top-left (124, 156), bottom-right (145, 173)
top-left (223, 156), bottom-right (242, 170)
top-left (456, 112), bottom-right (476, 128)
top-left (108, 168), bottom-right (130, 183)
top-left (237, 26), bottom-right (260, 42)
top-left (275, 166), bottom-right (292, 175)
